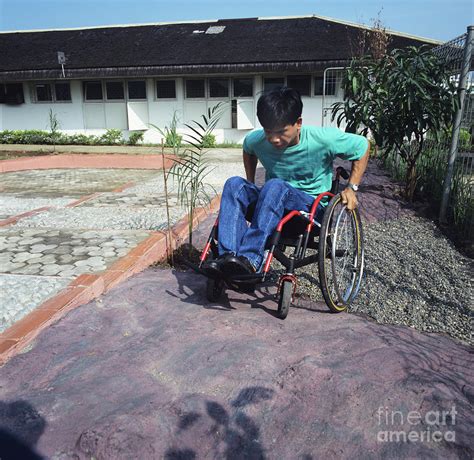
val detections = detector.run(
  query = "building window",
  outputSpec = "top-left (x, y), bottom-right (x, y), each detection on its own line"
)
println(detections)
top-left (263, 77), bottom-right (285, 93)
top-left (233, 78), bottom-right (253, 97)
top-left (314, 76), bottom-right (336, 96)
top-left (0, 83), bottom-right (25, 104)
top-left (33, 82), bottom-right (72, 102)
top-left (314, 77), bottom-right (323, 95)
top-left (128, 81), bottom-right (147, 100)
top-left (231, 99), bottom-right (237, 128)
top-left (209, 78), bottom-right (229, 98)
top-left (156, 80), bottom-right (176, 99)
top-left (35, 83), bottom-right (52, 102)
top-left (55, 82), bottom-right (71, 101)
top-left (185, 79), bottom-right (205, 98)
top-left (106, 81), bottom-right (125, 100)
top-left (84, 81), bottom-right (103, 101)
top-left (287, 75), bottom-right (311, 96)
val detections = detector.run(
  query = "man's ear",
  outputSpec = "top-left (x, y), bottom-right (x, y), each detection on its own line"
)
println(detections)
top-left (296, 117), bottom-right (303, 129)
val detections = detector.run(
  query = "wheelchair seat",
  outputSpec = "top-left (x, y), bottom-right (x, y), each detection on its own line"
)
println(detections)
top-left (245, 201), bottom-right (321, 250)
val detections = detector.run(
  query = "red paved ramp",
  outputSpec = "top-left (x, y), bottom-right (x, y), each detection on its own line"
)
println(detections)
top-left (0, 268), bottom-right (472, 459)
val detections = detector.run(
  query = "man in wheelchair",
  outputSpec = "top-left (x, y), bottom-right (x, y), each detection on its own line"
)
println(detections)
top-left (203, 87), bottom-right (370, 285)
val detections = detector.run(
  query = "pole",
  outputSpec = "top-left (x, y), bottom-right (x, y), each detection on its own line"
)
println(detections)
top-left (440, 26), bottom-right (474, 223)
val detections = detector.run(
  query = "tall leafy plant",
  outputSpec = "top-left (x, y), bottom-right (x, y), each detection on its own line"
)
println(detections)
top-left (332, 46), bottom-right (458, 201)
top-left (48, 109), bottom-right (61, 151)
top-left (167, 103), bottom-right (224, 250)
top-left (154, 111), bottom-right (183, 156)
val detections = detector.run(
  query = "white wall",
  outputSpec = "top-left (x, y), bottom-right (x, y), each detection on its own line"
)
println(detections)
top-left (2, 81), bottom-right (85, 132)
top-left (1, 73), bottom-right (345, 142)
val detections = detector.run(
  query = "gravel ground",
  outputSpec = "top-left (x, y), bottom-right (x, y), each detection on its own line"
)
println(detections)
top-left (294, 216), bottom-right (473, 345)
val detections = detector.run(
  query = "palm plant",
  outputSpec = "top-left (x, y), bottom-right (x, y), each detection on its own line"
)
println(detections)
top-left (167, 103), bottom-right (225, 251)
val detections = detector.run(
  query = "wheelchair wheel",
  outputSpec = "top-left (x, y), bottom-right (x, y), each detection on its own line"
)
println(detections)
top-left (277, 280), bottom-right (292, 319)
top-left (206, 277), bottom-right (224, 302)
top-left (318, 194), bottom-right (364, 313)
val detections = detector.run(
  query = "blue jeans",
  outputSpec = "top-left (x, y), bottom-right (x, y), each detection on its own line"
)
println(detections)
top-left (217, 177), bottom-right (325, 271)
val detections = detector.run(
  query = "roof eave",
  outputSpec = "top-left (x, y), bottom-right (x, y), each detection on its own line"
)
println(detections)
top-left (0, 60), bottom-right (350, 82)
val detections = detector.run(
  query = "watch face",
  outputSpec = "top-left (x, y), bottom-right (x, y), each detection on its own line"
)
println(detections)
top-left (349, 183), bottom-right (359, 191)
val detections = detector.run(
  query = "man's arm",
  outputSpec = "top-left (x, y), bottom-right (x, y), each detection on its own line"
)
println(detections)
top-left (340, 143), bottom-right (370, 210)
top-left (243, 151), bottom-right (258, 183)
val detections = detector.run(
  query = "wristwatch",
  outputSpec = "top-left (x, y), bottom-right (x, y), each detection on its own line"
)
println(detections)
top-left (347, 183), bottom-right (359, 192)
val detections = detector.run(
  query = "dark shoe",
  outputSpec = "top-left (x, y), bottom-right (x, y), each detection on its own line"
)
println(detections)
top-left (202, 259), bottom-right (221, 278)
top-left (202, 253), bottom-right (231, 279)
top-left (222, 256), bottom-right (258, 292)
top-left (221, 255), bottom-right (256, 279)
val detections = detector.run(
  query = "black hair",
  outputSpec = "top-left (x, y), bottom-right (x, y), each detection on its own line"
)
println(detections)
top-left (256, 86), bottom-right (303, 129)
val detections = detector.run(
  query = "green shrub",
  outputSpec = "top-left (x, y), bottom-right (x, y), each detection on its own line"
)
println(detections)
top-left (67, 133), bottom-right (99, 145)
top-left (0, 129), bottom-right (128, 146)
top-left (439, 127), bottom-right (471, 150)
top-left (164, 131), bottom-right (182, 149)
top-left (151, 112), bottom-right (183, 155)
top-left (128, 131), bottom-right (144, 145)
top-left (201, 133), bottom-right (216, 148)
top-left (99, 129), bottom-right (124, 145)
top-left (377, 142), bottom-right (473, 242)
top-left (0, 129), bottom-right (52, 144)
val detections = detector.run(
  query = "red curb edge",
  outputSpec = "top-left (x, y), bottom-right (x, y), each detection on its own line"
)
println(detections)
top-left (1, 180), bottom-right (139, 225)
top-left (0, 207), bottom-right (52, 227)
top-left (0, 194), bottom-right (222, 365)
top-left (66, 193), bottom-right (102, 208)
top-left (0, 154), bottom-right (177, 173)
top-left (111, 181), bottom-right (136, 193)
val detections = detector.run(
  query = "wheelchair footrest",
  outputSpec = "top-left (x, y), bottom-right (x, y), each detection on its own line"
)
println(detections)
top-left (182, 258), bottom-right (264, 285)
top-left (181, 259), bottom-right (209, 277)
top-left (226, 273), bottom-right (264, 283)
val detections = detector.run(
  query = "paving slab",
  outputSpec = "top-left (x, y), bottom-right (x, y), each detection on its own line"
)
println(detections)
top-left (0, 157), bottom-right (244, 341)
top-left (0, 275), bottom-right (73, 333)
top-left (0, 227), bottom-right (150, 332)
top-left (0, 268), bottom-right (471, 459)
top-left (0, 168), bottom-right (159, 198)
top-left (0, 196), bottom-right (74, 221)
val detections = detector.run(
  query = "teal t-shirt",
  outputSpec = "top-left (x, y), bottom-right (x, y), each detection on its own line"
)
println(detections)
top-left (243, 126), bottom-right (368, 197)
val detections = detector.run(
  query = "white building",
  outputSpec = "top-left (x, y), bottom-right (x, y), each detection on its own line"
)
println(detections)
top-left (0, 15), bottom-right (438, 143)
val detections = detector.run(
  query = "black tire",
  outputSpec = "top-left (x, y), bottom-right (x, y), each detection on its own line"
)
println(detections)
top-left (318, 194), bottom-right (364, 313)
top-left (206, 276), bottom-right (224, 302)
top-left (277, 280), bottom-right (292, 319)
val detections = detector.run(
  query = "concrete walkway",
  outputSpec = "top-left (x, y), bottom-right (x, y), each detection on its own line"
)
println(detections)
top-left (0, 150), bottom-right (243, 347)
top-left (0, 152), bottom-right (428, 355)
top-left (0, 151), bottom-right (472, 459)
top-left (0, 268), bottom-right (472, 459)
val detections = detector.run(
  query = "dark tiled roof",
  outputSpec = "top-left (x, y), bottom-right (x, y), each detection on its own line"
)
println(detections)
top-left (0, 16), bottom-right (435, 80)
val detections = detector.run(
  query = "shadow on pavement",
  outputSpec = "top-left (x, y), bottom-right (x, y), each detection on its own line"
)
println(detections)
top-left (164, 386), bottom-right (273, 460)
top-left (167, 269), bottom-right (330, 318)
top-left (0, 400), bottom-right (46, 459)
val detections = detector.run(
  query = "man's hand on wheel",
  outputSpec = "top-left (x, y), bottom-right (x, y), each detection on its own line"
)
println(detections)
top-left (341, 187), bottom-right (358, 210)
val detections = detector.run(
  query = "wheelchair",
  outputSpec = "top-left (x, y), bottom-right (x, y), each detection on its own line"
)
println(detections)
top-left (187, 167), bottom-right (365, 319)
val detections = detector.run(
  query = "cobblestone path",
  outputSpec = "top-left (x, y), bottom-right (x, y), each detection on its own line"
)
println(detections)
top-left (0, 153), bottom-right (245, 332)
